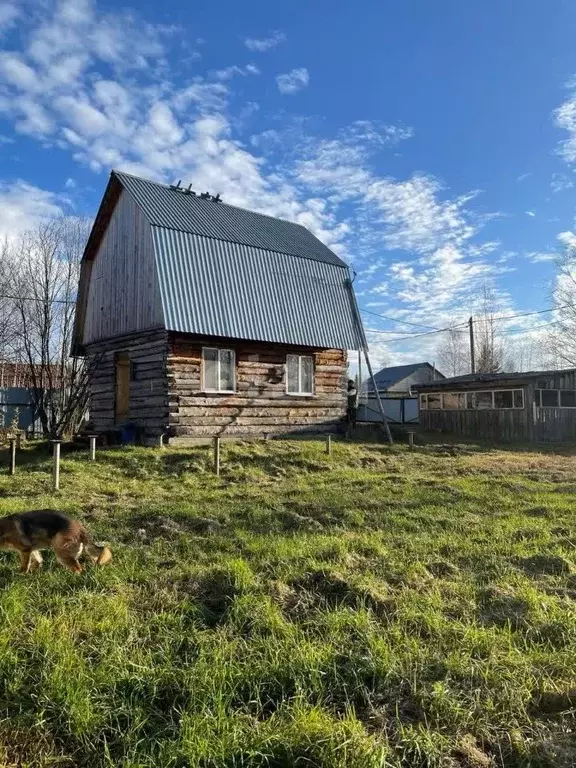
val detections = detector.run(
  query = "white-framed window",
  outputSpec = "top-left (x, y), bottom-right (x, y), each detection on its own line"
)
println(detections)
top-left (420, 388), bottom-right (525, 410)
top-left (202, 347), bottom-right (236, 393)
top-left (286, 354), bottom-right (314, 395)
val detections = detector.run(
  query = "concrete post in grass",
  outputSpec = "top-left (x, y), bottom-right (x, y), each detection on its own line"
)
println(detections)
top-left (326, 434), bottom-right (332, 455)
top-left (51, 440), bottom-right (61, 491)
top-left (9, 437), bottom-right (16, 475)
top-left (88, 434), bottom-right (97, 461)
top-left (408, 432), bottom-right (415, 450)
top-left (213, 436), bottom-right (221, 476)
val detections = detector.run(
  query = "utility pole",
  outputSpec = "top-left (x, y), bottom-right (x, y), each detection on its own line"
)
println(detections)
top-left (469, 316), bottom-right (475, 374)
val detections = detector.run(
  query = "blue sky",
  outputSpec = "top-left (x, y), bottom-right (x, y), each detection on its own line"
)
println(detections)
top-left (2, 0), bottom-right (576, 366)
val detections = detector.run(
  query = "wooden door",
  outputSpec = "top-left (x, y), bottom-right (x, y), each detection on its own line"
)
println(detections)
top-left (115, 352), bottom-right (130, 423)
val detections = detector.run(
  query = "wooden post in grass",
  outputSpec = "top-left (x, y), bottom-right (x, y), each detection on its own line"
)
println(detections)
top-left (51, 440), bottom-right (61, 491)
top-left (88, 434), bottom-right (97, 461)
top-left (326, 434), bottom-right (332, 455)
top-left (408, 431), bottom-right (415, 450)
top-left (213, 436), bottom-right (221, 476)
top-left (9, 437), bottom-right (16, 475)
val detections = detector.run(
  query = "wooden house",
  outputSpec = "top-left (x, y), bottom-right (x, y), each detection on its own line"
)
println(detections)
top-left (72, 171), bottom-right (363, 444)
top-left (415, 368), bottom-right (576, 443)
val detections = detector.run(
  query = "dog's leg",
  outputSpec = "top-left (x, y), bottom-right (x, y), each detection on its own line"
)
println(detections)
top-left (29, 550), bottom-right (43, 571)
top-left (18, 550), bottom-right (32, 574)
top-left (53, 534), bottom-right (83, 573)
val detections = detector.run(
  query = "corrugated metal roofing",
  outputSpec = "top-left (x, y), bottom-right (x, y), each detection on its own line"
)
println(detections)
top-left (152, 228), bottom-right (361, 350)
top-left (114, 170), bottom-right (346, 268)
top-left (415, 368), bottom-right (576, 390)
top-left (369, 362), bottom-right (434, 391)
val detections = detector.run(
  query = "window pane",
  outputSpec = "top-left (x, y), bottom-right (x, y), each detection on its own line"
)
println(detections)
top-left (514, 390), bottom-right (524, 409)
top-left (443, 393), bottom-right (459, 409)
top-left (534, 390), bottom-right (541, 408)
top-left (466, 393), bottom-right (474, 409)
top-left (428, 393), bottom-right (442, 409)
top-left (541, 389), bottom-right (559, 407)
top-left (219, 349), bottom-right (235, 391)
top-left (286, 355), bottom-right (299, 394)
top-left (420, 394), bottom-right (428, 410)
top-left (203, 348), bottom-right (219, 390)
top-left (476, 391), bottom-right (493, 409)
top-left (494, 391), bottom-right (513, 409)
top-left (457, 393), bottom-right (467, 409)
top-left (561, 390), bottom-right (576, 408)
top-left (300, 356), bottom-right (314, 394)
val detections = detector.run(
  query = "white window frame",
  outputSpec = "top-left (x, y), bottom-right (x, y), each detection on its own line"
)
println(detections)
top-left (420, 388), bottom-right (525, 410)
top-left (202, 347), bottom-right (236, 393)
top-left (286, 354), bottom-right (315, 396)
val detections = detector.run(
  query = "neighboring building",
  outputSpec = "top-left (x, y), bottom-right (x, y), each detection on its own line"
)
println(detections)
top-left (358, 362), bottom-right (444, 425)
top-left (367, 362), bottom-right (444, 396)
top-left (415, 368), bottom-right (576, 443)
top-left (72, 171), bottom-right (363, 443)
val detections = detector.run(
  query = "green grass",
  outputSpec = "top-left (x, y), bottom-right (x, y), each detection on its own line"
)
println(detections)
top-left (1, 438), bottom-right (576, 766)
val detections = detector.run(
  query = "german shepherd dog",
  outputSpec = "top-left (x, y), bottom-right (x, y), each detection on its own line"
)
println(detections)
top-left (0, 510), bottom-right (112, 573)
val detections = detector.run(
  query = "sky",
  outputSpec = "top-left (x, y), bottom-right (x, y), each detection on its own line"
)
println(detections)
top-left (2, 0), bottom-right (576, 369)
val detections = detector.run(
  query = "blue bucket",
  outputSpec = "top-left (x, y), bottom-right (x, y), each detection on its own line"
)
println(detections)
top-left (121, 423), bottom-right (136, 444)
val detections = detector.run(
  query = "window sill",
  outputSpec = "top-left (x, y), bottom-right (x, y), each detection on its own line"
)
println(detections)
top-left (286, 392), bottom-right (316, 398)
top-left (200, 390), bottom-right (236, 395)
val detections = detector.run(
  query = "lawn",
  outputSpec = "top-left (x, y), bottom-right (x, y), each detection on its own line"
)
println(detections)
top-left (1, 438), bottom-right (576, 767)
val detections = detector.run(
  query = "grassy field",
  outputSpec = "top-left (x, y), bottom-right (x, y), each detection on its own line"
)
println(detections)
top-left (1, 438), bottom-right (576, 767)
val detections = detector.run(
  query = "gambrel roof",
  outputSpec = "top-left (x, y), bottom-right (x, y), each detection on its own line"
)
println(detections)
top-left (73, 171), bottom-right (363, 353)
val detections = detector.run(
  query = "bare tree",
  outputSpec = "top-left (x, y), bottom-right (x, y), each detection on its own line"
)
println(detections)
top-left (548, 246), bottom-right (576, 367)
top-left (435, 326), bottom-right (469, 376)
top-left (474, 284), bottom-right (505, 373)
top-left (12, 217), bottom-right (97, 438)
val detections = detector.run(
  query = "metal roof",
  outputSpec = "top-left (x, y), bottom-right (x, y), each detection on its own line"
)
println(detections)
top-left (415, 368), bottom-right (576, 390)
top-left (368, 362), bottom-right (436, 391)
top-left (152, 228), bottom-right (361, 349)
top-left (114, 170), bottom-right (347, 268)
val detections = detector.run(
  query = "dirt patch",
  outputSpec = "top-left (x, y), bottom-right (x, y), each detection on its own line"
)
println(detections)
top-left (531, 689), bottom-right (576, 714)
top-left (278, 509), bottom-right (323, 532)
top-left (524, 506), bottom-right (551, 518)
top-left (284, 569), bottom-right (394, 620)
top-left (516, 554), bottom-right (572, 576)
top-left (426, 560), bottom-right (459, 578)
top-left (478, 586), bottom-right (530, 629)
top-left (129, 513), bottom-right (222, 541)
top-left (452, 735), bottom-right (494, 767)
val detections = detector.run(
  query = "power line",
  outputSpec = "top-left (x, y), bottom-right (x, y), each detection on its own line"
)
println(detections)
top-left (359, 307), bottom-right (439, 330)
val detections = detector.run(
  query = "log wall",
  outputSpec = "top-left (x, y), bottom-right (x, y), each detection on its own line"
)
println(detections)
top-left (85, 328), bottom-right (168, 440)
top-left (167, 335), bottom-right (347, 440)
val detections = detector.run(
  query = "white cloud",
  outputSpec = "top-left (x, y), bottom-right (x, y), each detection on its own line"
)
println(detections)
top-left (551, 173), bottom-right (574, 193)
top-left (525, 210), bottom-right (536, 217)
top-left (0, 180), bottom-right (66, 240)
top-left (555, 90), bottom-right (576, 163)
top-left (525, 251), bottom-right (556, 263)
top-left (276, 67), bottom-right (309, 95)
top-left (64, 177), bottom-right (76, 189)
top-left (244, 31), bottom-right (285, 52)
top-left (0, 1), bottom-right (19, 35)
top-left (516, 172), bottom-right (532, 182)
top-left (558, 230), bottom-right (576, 250)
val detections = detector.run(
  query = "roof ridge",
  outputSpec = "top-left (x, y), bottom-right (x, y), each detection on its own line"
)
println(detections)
top-left (112, 169), bottom-right (326, 238)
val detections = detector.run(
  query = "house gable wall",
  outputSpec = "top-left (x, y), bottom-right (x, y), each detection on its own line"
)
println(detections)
top-left (83, 189), bottom-right (163, 345)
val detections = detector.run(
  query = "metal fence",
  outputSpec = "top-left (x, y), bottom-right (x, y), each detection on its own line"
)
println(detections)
top-left (358, 396), bottom-right (419, 425)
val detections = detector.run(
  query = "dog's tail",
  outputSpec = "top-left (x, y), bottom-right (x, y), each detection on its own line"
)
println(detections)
top-left (81, 528), bottom-right (112, 565)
